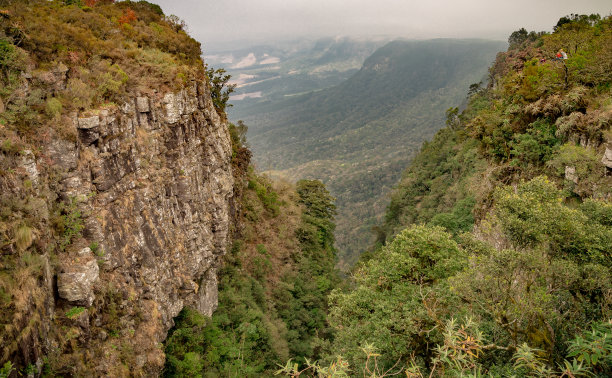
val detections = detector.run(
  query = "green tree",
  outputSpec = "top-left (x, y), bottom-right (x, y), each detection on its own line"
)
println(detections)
top-left (205, 66), bottom-right (235, 114)
top-left (554, 14), bottom-right (601, 32)
top-left (328, 225), bottom-right (466, 370)
top-left (508, 28), bottom-right (529, 48)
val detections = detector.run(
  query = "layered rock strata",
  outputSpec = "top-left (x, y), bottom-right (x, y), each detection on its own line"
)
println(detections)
top-left (6, 80), bottom-right (234, 375)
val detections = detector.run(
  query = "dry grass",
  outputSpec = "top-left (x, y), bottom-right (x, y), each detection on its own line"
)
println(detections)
top-left (14, 224), bottom-right (33, 252)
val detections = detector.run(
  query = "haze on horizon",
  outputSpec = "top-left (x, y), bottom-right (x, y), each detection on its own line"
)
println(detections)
top-left (153, 0), bottom-right (611, 51)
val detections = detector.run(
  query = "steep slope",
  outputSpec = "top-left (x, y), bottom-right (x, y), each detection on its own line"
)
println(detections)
top-left (322, 14), bottom-right (611, 377)
top-left (0, 1), bottom-right (233, 375)
top-left (383, 19), bottom-right (612, 240)
top-left (239, 39), bottom-right (506, 268)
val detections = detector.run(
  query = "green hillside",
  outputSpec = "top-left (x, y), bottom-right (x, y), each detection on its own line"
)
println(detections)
top-left (239, 39), bottom-right (506, 269)
top-left (319, 14), bottom-right (611, 377)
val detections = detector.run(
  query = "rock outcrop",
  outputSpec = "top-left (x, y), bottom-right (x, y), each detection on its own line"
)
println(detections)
top-left (602, 146), bottom-right (612, 169)
top-left (564, 166), bottom-right (578, 184)
top-left (57, 247), bottom-right (99, 307)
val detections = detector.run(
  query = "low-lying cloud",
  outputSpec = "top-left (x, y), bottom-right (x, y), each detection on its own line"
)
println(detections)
top-left (153, 0), bottom-right (611, 50)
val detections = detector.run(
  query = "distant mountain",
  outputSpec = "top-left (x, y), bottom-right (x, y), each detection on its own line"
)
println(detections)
top-left (205, 37), bottom-right (390, 110)
top-left (233, 38), bottom-right (506, 269)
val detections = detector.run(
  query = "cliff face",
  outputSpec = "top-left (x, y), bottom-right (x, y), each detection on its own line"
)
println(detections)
top-left (3, 78), bottom-right (234, 375)
top-left (65, 82), bottom-right (233, 320)
top-left (0, 1), bottom-right (240, 375)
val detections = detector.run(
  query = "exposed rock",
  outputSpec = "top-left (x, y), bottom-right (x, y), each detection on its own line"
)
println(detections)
top-left (602, 147), bottom-right (612, 169)
top-left (34, 63), bottom-right (68, 91)
top-left (61, 175), bottom-right (90, 201)
top-left (77, 116), bottom-right (100, 129)
top-left (136, 97), bottom-right (150, 113)
top-left (46, 137), bottom-right (78, 171)
top-left (20, 149), bottom-right (39, 185)
top-left (196, 268), bottom-right (219, 317)
top-left (0, 96), bottom-right (4, 113)
top-left (57, 247), bottom-right (99, 306)
top-left (565, 166), bottom-right (578, 184)
top-left (52, 63), bottom-right (69, 91)
top-left (163, 93), bottom-right (181, 124)
top-left (61, 81), bottom-right (231, 373)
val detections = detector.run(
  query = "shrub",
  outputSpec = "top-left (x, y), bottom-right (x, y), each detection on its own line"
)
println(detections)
top-left (65, 306), bottom-right (86, 319)
top-left (0, 38), bottom-right (27, 82)
top-left (0, 361), bottom-right (14, 378)
top-left (518, 59), bottom-right (563, 102)
top-left (53, 197), bottom-right (84, 250)
top-left (95, 63), bottom-right (128, 100)
top-left (247, 175), bottom-right (280, 216)
top-left (510, 118), bottom-right (560, 167)
top-left (566, 321), bottom-right (612, 376)
top-left (65, 77), bottom-right (95, 110)
top-left (118, 8), bottom-right (136, 25)
top-left (45, 97), bottom-right (63, 118)
top-left (493, 176), bottom-right (611, 264)
top-left (328, 225), bottom-right (465, 369)
top-left (429, 196), bottom-right (476, 234)
top-left (547, 144), bottom-right (608, 197)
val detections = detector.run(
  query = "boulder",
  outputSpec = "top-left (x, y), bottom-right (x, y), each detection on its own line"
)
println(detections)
top-left (136, 97), bottom-right (150, 113)
top-left (602, 147), bottom-right (612, 169)
top-left (564, 166), bottom-right (578, 184)
top-left (77, 116), bottom-right (100, 145)
top-left (77, 116), bottom-right (100, 130)
top-left (57, 247), bottom-right (99, 306)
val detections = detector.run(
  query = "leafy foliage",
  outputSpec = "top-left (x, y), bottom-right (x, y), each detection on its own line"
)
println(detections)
top-left (328, 225), bottom-right (466, 370)
top-left (0, 361), bottom-right (14, 378)
top-left (206, 66), bottom-right (236, 114)
top-left (566, 321), bottom-right (612, 375)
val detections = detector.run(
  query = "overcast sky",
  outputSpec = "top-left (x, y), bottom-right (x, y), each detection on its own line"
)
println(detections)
top-left (152, 0), bottom-right (612, 51)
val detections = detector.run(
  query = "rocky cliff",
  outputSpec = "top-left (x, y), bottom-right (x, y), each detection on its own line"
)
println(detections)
top-left (2, 78), bottom-right (234, 375)
top-left (0, 2), bottom-right (242, 375)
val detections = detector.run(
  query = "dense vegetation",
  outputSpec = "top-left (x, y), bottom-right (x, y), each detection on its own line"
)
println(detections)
top-left (164, 126), bottom-right (340, 376)
top-left (0, 0), bottom-right (204, 136)
top-left (303, 13), bottom-right (611, 377)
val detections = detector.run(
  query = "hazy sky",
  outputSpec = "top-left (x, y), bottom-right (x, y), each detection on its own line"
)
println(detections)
top-left (152, 0), bottom-right (612, 51)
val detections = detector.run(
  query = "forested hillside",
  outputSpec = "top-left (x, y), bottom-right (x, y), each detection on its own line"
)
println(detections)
top-left (237, 39), bottom-right (506, 269)
top-left (301, 13), bottom-right (611, 377)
